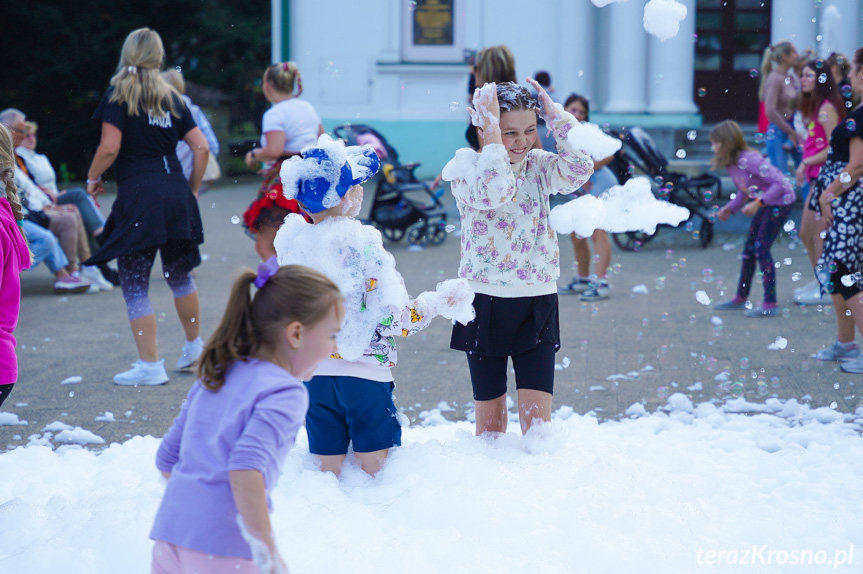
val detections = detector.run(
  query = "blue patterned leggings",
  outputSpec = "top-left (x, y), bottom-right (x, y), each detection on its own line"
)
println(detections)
top-left (736, 204), bottom-right (793, 304)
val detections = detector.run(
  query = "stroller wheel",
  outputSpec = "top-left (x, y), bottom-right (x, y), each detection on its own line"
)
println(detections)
top-left (700, 218), bottom-right (714, 248)
top-left (612, 231), bottom-right (652, 252)
top-left (381, 227), bottom-right (406, 242)
top-left (429, 221), bottom-right (448, 245)
top-left (407, 223), bottom-right (431, 247)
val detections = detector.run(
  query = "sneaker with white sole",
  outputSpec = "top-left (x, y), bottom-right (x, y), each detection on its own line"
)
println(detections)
top-left (54, 275), bottom-right (91, 294)
top-left (114, 360), bottom-right (169, 386)
top-left (714, 299), bottom-right (746, 310)
top-left (559, 277), bottom-right (591, 294)
top-left (79, 265), bottom-right (114, 291)
top-left (176, 337), bottom-right (204, 370)
top-left (840, 355), bottom-right (863, 373)
top-left (794, 283), bottom-right (829, 305)
top-left (812, 340), bottom-right (860, 362)
top-left (580, 281), bottom-right (609, 302)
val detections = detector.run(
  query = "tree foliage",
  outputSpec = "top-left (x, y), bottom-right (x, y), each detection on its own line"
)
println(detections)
top-left (0, 0), bottom-right (271, 178)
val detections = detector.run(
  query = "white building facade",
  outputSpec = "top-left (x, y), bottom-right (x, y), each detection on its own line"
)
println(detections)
top-left (275, 0), bottom-right (863, 178)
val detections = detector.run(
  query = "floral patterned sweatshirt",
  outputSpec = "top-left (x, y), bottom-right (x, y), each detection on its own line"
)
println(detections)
top-left (442, 112), bottom-right (594, 297)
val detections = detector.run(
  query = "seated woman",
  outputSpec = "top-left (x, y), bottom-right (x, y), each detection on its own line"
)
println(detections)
top-left (15, 122), bottom-right (113, 290)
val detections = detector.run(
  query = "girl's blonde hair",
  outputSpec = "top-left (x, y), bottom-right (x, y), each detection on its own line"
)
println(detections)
top-left (710, 120), bottom-right (752, 170)
top-left (0, 124), bottom-right (27, 241)
top-left (759, 41), bottom-right (795, 100)
top-left (109, 28), bottom-right (180, 118)
top-left (475, 45), bottom-right (516, 87)
top-left (197, 264), bottom-right (342, 390)
top-left (264, 62), bottom-right (303, 97)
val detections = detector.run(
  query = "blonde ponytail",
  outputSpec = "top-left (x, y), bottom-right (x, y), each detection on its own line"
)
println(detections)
top-left (264, 62), bottom-right (303, 97)
top-left (759, 41), bottom-right (795, 101)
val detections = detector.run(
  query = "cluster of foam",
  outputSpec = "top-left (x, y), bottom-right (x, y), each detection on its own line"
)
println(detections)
top-left (237, 515), bottom-right (289, 574)
top-left (280, 134), bottom-right (350, 211)
top-left (549, 176), bottom-right (689, 236)
top-left (643, 0), bottom-right (688, 41)
top-left (468, 83), bottom-right (500, 129)
top-left (274, 214), bottom-right (410, 361)
top-left (590, 0), bottom-right (626, 6)
top-left (566, 120), bottom-right (623, 160)
top-left (414, 279), bottom-right (475, 325)
top-left (495, 82), bottom-right (536, 112)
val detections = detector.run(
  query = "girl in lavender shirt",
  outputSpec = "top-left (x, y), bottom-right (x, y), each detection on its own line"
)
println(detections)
top-left (150, 264), bottom-right (343, 573)
top-left (712, 120), bottom-right (796, 317)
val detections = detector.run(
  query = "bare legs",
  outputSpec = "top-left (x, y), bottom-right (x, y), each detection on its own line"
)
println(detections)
top-left (315, 449), bottom-right (390, 478)
top-left (474, 389), bottom-right (552, 436)
top-left (572, 230), bottom-right (611, 279)
top-left (799, 204), bottom-right (826, 269)
top-left (174, 291), bottom-right (201, 342)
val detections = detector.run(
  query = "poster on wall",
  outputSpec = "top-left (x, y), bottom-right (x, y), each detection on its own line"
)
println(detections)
top-left (413, 0), bottom-right (454, 46)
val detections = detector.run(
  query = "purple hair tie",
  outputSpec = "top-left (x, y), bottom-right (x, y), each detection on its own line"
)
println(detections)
top-left (254, 255), bottom-right (279, 289)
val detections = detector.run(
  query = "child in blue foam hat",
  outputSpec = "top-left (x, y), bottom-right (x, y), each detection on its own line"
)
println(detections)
top-left (275, 134), bottom-right (475, 477)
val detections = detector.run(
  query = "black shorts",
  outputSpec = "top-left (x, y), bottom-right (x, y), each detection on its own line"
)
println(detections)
top-left (450, 293), bottom-right (560, 356)
top-left (819, 260), bottom-right (863, 301)
top-left (466, 343), bottom-right (557, 401)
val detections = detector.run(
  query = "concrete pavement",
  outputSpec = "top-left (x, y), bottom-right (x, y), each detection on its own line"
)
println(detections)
top-left (2, 179), bottom-right (860, 449)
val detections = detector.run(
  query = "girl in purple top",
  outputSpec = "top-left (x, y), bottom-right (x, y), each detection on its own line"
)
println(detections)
top-left (0, 124), bottom-right (31, 408)
top-left (150, 263), bottom-right (343, 573)
top-left (712, 120), bottom-right (796, 317)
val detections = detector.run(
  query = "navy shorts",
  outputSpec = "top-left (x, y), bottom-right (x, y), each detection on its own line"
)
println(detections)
top-left (304, 375), bottom-right (402, 455)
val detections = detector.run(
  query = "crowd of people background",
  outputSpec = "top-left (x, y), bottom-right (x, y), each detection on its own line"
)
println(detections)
top-left (2, 25), bottom-right (863, 572)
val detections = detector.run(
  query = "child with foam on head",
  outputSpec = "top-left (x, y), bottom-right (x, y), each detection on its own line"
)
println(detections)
top-left (711, 119), bottom-right (796, 317)
top-left (442, 79), bottom-right (594, 436)
top-left (274, 134), bottom-right (474, 477)
top-left (150, 263), bottom-right (344, 573)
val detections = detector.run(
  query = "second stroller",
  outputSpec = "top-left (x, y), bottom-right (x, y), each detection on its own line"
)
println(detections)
top-left (333, 124), bottom-right (448, 247)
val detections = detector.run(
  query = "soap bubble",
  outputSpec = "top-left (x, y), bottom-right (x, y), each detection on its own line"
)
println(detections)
top-left (730, 381), bottom-right (745, 396)
top-left (698, 88), bottom-right (707, 97)
top-left (686, 130), bottom-right (697, 140)
top-left (754, 133), bottom-right (764, 144)
top-left (739, 357), bottom-right (750, 369)
top-left (445, 224), bottom-right (456, 233)
top-left (449, 101), bottom-right (459, 111)
top-left (676, 149), bottom-right (687, 158)
top-left (791, 272), bottom-right (802, 282)
top-left (657, 386), bottom-right (670, 398)
top-left (749, 69), bottom-right (759, 78)
top-left (230, 215), bottom-right (240, 225)
top-left (818, 73), bottom-right (828, 83)
top-left (175, 66), bottom-right (182, 73)
top-left (847, 119), bottom-right (857, 131)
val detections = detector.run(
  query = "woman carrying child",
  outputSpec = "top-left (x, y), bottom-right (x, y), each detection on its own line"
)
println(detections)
top-left (443, 80), bottom-right (594, 436)
top-left (150, 263), bottom-right (343, 573)
top-left (276, 135), bottom-right (473, 476)
top-left (712, 120), bottom-right (796, 317)
top-left (243, 61), bottom-right (323, 260)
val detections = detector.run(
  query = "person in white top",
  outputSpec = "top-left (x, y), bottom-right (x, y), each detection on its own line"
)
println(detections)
top-left (242, 61), bottom-right (324, 260)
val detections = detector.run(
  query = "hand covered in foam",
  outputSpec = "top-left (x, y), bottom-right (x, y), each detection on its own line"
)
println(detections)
top-left (468, 83), bottom-right (500, 132)
top-left (415, 278), bottom-right (475, 325)
top-left (526, 77), bottom-right (561, 125)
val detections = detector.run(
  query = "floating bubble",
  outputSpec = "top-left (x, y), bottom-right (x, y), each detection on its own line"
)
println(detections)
top-left (791, 272), bottom-right (802, 282)
top-left (661, 312), bottom-right (669, 322)
top-left (685, 221), bottom-right (694, 232)
top-left (730, 381), bottom-right (745, 396)
top-left (757, 382), bottom-right (769, 396)
top-left (754, 133), bottom-right (764, 144)
top-left (842, 274), bottom-right (856, 287)
top-left (739, 357), bottom-right (750, 369)
top-left (828, 261), bottom-right (838, 272)
top-left (818, 73), bottom-right (828, 83)
top-left (69, 391), bottom-right (75, 398)
top-left (847, 119), bottom-right (857, 132)
top-left (687, 130), bottom-right (697, 141)
top-left (697, 87), bottom-right (707, 97)
top-left (642, 317), bottom-right (650, 327)
top-left (784, 77), bottom-right (791, 85)
top-left (689, 314), bottom-right (697, 324)
top-left (445, 224), bottom-right (456, 233)
top-left (612, 263), bottom-right (622, 275)
top-left (657, 386), bottom-right (670, 398)
top-left (749, 69), bottom-right (759, 78)
top-left (771, 375), bottom-right (780, 388)
top-left (230, 215), bottom-right (240, 224)
top-left (834, 382), bottom-right (840, 390)
top-left (655, 276), bottom-right (666, 290)
top-left (671, 263), bottom-right (679, 272)
top-left (408, 0), bottom-right (417, 10)
top-left (175, 66), bottom-right (182, 73)
top-left (703, 190), bottom-right (713, 201)
top-left (449, 101), bottom-right (459, 111)
top-left (633, 240), bottom-right (643, 252)
top-left (627, 165), bottom-right (636, 175)
top-left (676, 149), bottom-right (687, 159)
top-left (842, 84), bottom-right (853, 98)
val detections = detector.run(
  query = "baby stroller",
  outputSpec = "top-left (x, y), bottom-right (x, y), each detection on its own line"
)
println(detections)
top-left (332, 124), bottom-right (448, 247)
top-left (606, 126), bottom-right (721, 250)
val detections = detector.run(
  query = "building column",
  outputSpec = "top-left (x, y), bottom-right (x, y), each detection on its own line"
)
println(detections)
top-left (604, 0), bottom-right (648, 113)
top-left (647, 0), bottom-right (697, 114)
top-left (771, 0), bottom-right (817, 54)
top-left (818, 0), bottom-right (859, 59)
top-left (557, 1), bottom-right (595, 101)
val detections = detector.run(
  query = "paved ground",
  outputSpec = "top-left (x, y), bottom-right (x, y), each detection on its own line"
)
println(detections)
top-left (2, 178), bottom-right (860, 449)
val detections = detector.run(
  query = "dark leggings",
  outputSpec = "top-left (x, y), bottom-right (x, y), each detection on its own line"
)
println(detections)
top-left (466, 343), bottom-right (557, 401)
top-left (0, 384), bottom-right (13, 409)
top-left (736, 204), bottom-right (793, 305)
top-left (118, 247), bottom-right (197, 321)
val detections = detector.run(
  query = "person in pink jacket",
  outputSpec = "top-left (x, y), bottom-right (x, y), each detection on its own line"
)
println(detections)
top-left (0, 124), bottom-right (31, 407)
top-left (711, 120), bottom-right (796, 317)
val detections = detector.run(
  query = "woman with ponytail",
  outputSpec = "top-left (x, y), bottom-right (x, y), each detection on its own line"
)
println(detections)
top-left (0, 124), bottom-right (31, 407)
top-left (759, 41), bottom-right (802, 177)
top-left (242, 61), bottom-right (324, 260)
top-left (150, 263), bottom-right (342, 573)
top-left (84, 28), bottom-right (211, 386)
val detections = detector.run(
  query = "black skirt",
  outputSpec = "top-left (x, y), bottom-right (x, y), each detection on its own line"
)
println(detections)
top-left (450, 293), bottom-right (560, 357)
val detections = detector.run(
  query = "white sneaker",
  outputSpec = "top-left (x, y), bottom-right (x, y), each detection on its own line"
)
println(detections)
top-left (793, 279), bottom-right (818, 296)
top-left (580, 281), bottom-right (610, 302)
top-left (114, 360), bottom-right (169, 386)
top-left (176, 337), bottom-right (204, 370)
top-left (794, 283), bottom-right (829, 305)
top-left (79, 265), bottom-right (114, 291)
